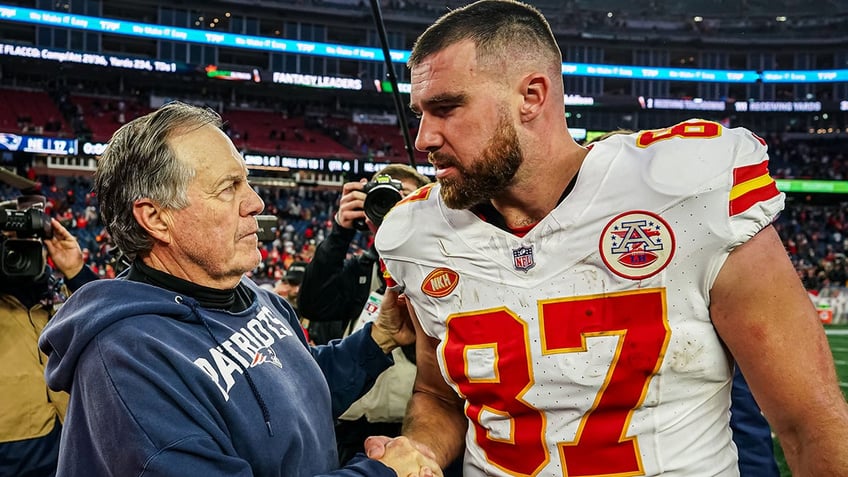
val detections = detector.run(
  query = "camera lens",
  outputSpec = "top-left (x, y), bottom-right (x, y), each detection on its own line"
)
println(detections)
top-left (0, 239), bottom-right (45, 279)
top-left (4, 248), bottom-right (29, 273)
top-left (363, 185), bottom-right (403, 227)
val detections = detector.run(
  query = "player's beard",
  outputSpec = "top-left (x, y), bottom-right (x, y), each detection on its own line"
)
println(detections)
top-left (431, 110), bottom-right (523, 210)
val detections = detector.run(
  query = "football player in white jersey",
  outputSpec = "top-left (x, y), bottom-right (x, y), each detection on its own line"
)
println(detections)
top-left (364, 1), bottom-right (848, 476)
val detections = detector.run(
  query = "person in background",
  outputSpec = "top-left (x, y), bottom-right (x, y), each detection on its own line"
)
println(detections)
top-left (299, 164), bottom-right (430, 346)
top-left (730, 366), bottom-right (781, 475)
top-left (0, 199), bottom-right (97, 477)
top-left (275, 261), bottom-right (312, 344)
top-left (298, 165), bottom-right (458, 471)
top-left (275, 260), bottom-right (307, 314)
top-left (38, 101), bottom-right (441, 477)
top-left (367, 1), bottom-right (848, 476)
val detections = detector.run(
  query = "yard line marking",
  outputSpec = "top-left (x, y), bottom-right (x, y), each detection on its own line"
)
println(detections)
top-left (835, 360), bottom-right (848, 365)
top-left (826, 329), bottom-right (848, 336)
top-left (831, 348), bottom-right (848, 353)
top-left (842, 382), bottom-right (848, 389)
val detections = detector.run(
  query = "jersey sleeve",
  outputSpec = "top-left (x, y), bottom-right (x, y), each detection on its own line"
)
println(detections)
top-left (633, 120), bottom-right (784, 250)
top-left (635, 122), bottom-right (786, 295)
top-left (374, 183), bottom-right (440, 291)
top-left (723, 127), bottom-right (784, 249)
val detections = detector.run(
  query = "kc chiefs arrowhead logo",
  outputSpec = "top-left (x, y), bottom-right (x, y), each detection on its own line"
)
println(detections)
top-left (421, 268), bottom-right (459, 298)
top-left (599, 210), bottom-right (675, 280)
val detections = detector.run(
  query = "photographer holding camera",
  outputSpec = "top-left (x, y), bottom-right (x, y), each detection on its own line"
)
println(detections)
top-left (298, 164), bottom-right (431, 463)
top-left (0, 195), bottom-right (97, 477)
top-left (299, 165), bottom-right (430, 346)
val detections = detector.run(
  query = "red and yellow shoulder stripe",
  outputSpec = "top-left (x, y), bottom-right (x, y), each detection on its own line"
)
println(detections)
top-left (729, 158), bottom-right (780, 216)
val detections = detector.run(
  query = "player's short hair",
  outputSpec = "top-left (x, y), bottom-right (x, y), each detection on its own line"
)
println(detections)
top-left (408, 0), bottom-right (562, 79)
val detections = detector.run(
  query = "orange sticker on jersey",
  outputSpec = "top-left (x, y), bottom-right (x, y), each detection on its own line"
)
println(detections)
top-left (421, 267), bottom-right (459, 298)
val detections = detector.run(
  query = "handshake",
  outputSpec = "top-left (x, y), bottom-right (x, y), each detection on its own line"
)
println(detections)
top-left (365, 435), bottom-right (444, 477)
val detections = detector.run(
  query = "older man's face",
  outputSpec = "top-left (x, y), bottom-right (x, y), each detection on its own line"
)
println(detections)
top-left (164, 124), bottom-right (265, 289)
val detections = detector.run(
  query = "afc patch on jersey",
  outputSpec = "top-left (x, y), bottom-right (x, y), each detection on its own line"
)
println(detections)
top-left (599, 210), bottom-right (675, 280)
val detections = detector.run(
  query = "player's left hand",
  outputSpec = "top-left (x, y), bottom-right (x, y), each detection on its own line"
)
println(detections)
top-left (44, 218), bottom-right (85, 279)
top-left (370, 287), bottom-right (416, 353)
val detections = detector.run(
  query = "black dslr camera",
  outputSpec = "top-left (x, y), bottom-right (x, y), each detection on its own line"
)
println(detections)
top-left (353, 174), bottom-right (403, 231)
top-left (0, 207), bottom-right (53, 282)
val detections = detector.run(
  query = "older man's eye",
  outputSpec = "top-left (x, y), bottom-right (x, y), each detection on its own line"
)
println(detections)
top-left (218, 183), bottom-right (237, 196)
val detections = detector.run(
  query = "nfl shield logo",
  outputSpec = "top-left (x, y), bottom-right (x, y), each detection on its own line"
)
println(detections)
top-left (512, 245), bottom-right (535, 272)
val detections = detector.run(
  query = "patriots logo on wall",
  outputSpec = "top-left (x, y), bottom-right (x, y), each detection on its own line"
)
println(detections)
top-left (512, 245), bottom-right (535, 272)
top-left (599, 210), bottom-right (675, 280)
top-left (0, 133), bottom-right (23, 152)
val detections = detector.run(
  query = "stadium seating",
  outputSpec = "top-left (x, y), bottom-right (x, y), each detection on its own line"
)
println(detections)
top-left (221, 109), bottom-right (358, 158)
top-left (70, 95), bottom-right (153, 143)
top-left (321, 116), bottom-right (427, 164)
top-left (0, 87), bottom-right (68, 137)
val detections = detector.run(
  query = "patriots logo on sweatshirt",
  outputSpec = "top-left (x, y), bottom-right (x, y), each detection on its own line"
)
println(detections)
top-left (251, 346), bottom-right (283, 369)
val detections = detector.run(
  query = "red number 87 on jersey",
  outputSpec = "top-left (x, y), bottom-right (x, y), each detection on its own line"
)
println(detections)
top-left (441, 288), bottom-right (670, 477)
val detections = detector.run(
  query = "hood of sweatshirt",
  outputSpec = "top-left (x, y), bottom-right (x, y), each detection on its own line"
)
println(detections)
top-left (40, 278), bottom-right (201, 393)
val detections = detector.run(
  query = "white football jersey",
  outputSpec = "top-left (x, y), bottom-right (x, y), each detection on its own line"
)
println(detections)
top-left (375, 120), bottom-right (784, 477)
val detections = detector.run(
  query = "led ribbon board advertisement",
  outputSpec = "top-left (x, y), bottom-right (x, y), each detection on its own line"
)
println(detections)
top-left (776, 180), bottom-right (848, 194)
top-left (1, 4), bottom-right (846, 83)
top-left (0, 133), bottom-right (77, 155)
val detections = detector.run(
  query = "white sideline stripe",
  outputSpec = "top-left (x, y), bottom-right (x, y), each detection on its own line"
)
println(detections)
top-left (825, 329), bottom-right (848, 336)
top-left (835, 360), bottom-right (848, 365)
top-left (842, 382), bottom-right (848, 388)
top-left (832, 348), bottom-right (848, 353)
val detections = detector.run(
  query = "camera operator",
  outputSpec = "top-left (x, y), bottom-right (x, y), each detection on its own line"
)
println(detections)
top-left (299, 165), bottom-right (431, 345)
top-left (0, 196), bottom-right (97, 477)
top-left (298, 164), bottom-right (430, 463)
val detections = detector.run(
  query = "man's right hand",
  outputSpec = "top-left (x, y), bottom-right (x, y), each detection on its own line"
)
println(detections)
top-left (44, 218), bottom-right (85, 279)
top-left (365, 435), bottom-right (443, 477)
top-left (335, 179), bottom-right (368, 230)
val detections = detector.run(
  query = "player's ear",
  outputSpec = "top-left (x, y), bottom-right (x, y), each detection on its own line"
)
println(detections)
top-left (133, 198), bottom-right (172, 244)
top-left (519, 72), bottom-right (548, 122)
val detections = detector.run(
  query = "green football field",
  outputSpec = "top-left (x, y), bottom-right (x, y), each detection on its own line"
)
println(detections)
top-left (774, 324), bottom-right (848, 476)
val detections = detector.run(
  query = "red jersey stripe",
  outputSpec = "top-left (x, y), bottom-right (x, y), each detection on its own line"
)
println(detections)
top-left (379, 258), bottom-right (397, 288)
top-left (733, 161), bottom-right (770, 186)
top-left (729, 181), bottom-right (780, 216)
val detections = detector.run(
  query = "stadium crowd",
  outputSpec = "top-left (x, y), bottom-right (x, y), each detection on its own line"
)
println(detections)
top-left (301, 0), bottom-right (848, 41)
top-left (2, 136), bottom-right (846, 296)
top-left (0, 175), bottom-right (345, 285)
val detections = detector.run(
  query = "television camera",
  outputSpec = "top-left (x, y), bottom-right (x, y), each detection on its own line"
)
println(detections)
top-left (0, 206), bottom-right (53, 282)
